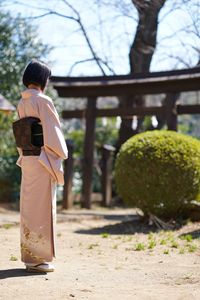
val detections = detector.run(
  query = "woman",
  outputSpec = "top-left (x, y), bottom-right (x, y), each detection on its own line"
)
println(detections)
top-left (16, 59), bottom-right (68, 272)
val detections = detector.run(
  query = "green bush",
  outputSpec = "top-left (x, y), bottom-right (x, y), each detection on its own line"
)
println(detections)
top-left (0, 112), bottom-right (20, 202)
top-left (114, 130), bottom-right (200, 219)
top-left (66, 118), bottom-right (118, 193)
top-left (0, 155), bottom-right (20, 202)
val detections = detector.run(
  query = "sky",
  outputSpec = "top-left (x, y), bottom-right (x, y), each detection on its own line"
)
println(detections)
top-left (1, 0), bottom-right (200, 76)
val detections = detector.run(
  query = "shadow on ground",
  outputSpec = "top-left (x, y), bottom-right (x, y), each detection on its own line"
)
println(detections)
top-left (0, 268), bottom-right (46, 279)
top-left (73, 213), bottom-right (200, 236)
top-left (74, 218), bottom-right (159, 235)
top-left (58, 210), bottom-right (139, 222)
top-left (179, 229), bottom-right (200, 240)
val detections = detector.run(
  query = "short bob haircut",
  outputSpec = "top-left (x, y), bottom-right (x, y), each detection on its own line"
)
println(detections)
top-left (22, 59), bottom-right (51, 90)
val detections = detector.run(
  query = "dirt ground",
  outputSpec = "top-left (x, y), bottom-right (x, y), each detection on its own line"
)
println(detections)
top-left (0, 205), bottom-right (200, 300)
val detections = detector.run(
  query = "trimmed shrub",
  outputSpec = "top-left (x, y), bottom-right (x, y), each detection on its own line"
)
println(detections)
top-left (114, 130), bottom-right (200, 219)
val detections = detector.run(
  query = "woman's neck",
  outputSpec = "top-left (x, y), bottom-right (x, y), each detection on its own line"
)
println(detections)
top-left (28, 84), bottom-right (42, 91)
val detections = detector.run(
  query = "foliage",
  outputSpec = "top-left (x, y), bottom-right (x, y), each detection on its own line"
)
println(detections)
top-left (67, 129), bottom-right (85, 159)
top-left (178, 115), bottom-right (200, 139)
top-left (0, 11), bottom-right (51, 105)
top-left (0, 112), bottom-right (20, 201)
top-left (95, 118), bottom-right (118, 149)
top-left (66, 117), bottom-right (118, 193)
top-left (114, 130), bottom-right (200, 219)
top-left (0, 112), bottom-right (17, 156)
top-left (66, 117), bottom-right (118, 157)
top-left (0, 12), bottom-right (51, 202)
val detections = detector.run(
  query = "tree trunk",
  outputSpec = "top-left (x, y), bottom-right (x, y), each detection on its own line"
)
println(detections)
top-left (117, 0), bottom-right (167, 150)
top-left (129, 0), bottom-right (166, 73)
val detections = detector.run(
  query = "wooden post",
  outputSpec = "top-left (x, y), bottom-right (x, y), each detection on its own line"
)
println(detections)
top-left (63, 140), bottom-right (74, 209)
top-left (101, 144), bottom-right (115, 207)
top-left (165, 93), bottom-right (179, 131)
top-left (81, 97), bottom-right (97, 209)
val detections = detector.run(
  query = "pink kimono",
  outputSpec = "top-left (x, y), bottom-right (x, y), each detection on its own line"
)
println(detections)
top-left (16, 89), bottom-right (68, 264)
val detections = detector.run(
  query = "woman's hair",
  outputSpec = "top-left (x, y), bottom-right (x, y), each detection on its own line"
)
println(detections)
top-left (22, 59), bottom-right (51, 90)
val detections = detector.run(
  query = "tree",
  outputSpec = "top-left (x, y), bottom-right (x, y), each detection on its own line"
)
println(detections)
top-left (0, 11), bottom-right (51, 202)
top-left (117, 0), bottom-right (167, 149)
top-left (0, 11), bottom-right (51, 105)
top-left (94, 0), bottom-right (200, 71)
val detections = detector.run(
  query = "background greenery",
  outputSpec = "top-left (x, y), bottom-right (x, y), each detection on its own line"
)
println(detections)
top-left (66, 117), bottom-right (118, 193)
top-left (0, 112), bottom-right (20, 201)
top-left (0, 11), bottom-right (51, 105)
top-left (0, 11), bottom-right (51, 202)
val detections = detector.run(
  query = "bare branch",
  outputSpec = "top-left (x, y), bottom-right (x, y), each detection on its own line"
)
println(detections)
top-left (55, 0), bottom-right (108, 75)
top-left (68, 58), bottom-right (96, 75)
top-left (61, 1), bottom-right (107, 75)
top-left (159, 5), bottom-right (182, 23)
top-left (5, 0), bottom-right (108, 75)
top-left (23, 10), bottom-right (77, 22)
top-left (62, 0), bottom-right (80, 18)
top-left (68, 57), bottom-right (116, 76)
top-left (161, 54), bottom-right (192, 68)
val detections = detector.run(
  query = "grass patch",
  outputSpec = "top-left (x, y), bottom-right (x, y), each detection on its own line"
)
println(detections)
top-left (187, 243), bottom-right (197, 253)
top-left (170, 240), bottom-right (179, 248)
top-left (179, 248), bottom-right (185, 254)
top-left (134, 242), bottom-right (145, 251)
top-left (10, 255), bottom-right (18, 261)
top-left (179, 234), bottom-right (193, 242)
top-left (3, 224), bottom-right (13, 229)
top-left (159, 239), bottom-right (167, 245)
top-left (101, 232), bottom-right (110, 238)
top-left (148, 240), bottom-right (156, 249)
top-left (165, 231), bottom-right (175, 241)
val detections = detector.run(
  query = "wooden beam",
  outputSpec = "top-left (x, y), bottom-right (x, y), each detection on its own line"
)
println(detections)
top-left (177, 105), bottom-right (200, 114)
top-left (165, 93), bottom-right (178, 131)
top-left (81, 97), bottom-right (97, 209)
top-left (62, 110), bottom-right (85, 119)
top-left (51, 66), bottom-right (200, 82)
top-left (63, 140), bottom-right (74, 209)
top-left (62, 106), bottom-right (164, 119)
top-left (97, 106), bottom-right (164, 117)
top-left (100, 145), bottom-right (115, 207)
top-left (62, 104), bottom-right (200, 120)
top-left (54, 77), bottom-right (200, 97)
top-left (51, 68), bottom-right (200, 98)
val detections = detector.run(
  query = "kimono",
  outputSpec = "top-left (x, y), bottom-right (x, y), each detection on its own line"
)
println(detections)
top-left (16, 89), bottom-right (68, 264)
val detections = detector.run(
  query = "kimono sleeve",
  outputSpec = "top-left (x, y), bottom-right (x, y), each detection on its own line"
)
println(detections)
top-left (38, 97), bottom-right (68, 160)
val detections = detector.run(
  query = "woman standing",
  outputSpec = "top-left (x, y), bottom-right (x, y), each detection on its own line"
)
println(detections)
top-left (15, 60), bottom-right (68, 272)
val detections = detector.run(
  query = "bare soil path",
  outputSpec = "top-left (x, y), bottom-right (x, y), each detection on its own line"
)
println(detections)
top-left (0, 206), bottom-right (200, 300)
